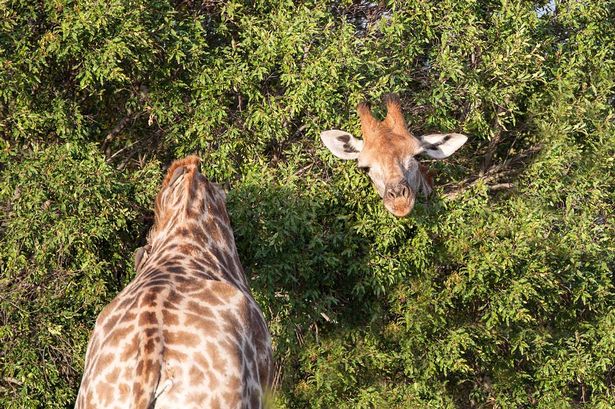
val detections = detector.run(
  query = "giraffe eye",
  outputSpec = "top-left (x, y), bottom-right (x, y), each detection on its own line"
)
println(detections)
top-left (358, 166), bottom-right (370, 173)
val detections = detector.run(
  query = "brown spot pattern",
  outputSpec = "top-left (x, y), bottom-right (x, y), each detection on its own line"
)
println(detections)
top-left (75, 156), bottom-right (272, 409)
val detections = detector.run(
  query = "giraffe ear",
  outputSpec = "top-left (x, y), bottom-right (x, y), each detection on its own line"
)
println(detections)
top-left (321, 130), bottom-right (364, 160)
top-left (168, 166), bottom-right (185, 187)
top-left (134, 246), bottom-right (148, 271)
top-left (417, 133), bottom-right (468, 159)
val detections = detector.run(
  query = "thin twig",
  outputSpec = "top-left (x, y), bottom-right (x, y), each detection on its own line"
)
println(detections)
top-left (3, 377), bottom-right (23, 386)
top-left (480, 106), bottom-right (506, 176)
top-left (272, 361), bottom-right (283, 391)
top-left (101, 113), bottom-right (139, 151)
top-left (488, 182), bottom-right (514, 191)
top-left (294, 163), bottom-right (314, 177)
top-left (444, 144), bottom-right (542, 199)
top-left (106, 136), bottom-right (148, 163)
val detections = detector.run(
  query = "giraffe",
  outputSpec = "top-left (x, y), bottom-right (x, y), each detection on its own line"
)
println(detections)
top-left (321, 93), bottom-right (468, 217)
top-left (76, 156), bottom-right (273, 409)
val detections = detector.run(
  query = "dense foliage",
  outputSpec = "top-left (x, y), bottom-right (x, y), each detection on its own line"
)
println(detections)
top-left (1, 0), bottom-right (613, 407)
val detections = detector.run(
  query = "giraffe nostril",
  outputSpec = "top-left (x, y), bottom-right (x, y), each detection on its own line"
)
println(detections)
top-left (386, 184), bottom-right (411, 200)
top-left (400, 185), bottom-right (410, 198)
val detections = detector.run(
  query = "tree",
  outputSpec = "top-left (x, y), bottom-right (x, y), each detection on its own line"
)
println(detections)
top-left (1, 0), bottom-right (613, 407)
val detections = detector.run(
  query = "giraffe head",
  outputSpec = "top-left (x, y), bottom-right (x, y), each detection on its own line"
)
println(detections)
top-left (149, 155), bottom-right (228, 242)
top-left (321, 94), bottom-right (468, 217)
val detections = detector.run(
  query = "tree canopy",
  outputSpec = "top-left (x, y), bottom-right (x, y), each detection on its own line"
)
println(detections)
top-left (1, 0), bottom-right (614, 407)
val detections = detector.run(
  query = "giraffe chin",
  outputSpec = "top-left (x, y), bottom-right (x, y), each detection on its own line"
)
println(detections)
top-left (384, 197), bottom-right (414, 217)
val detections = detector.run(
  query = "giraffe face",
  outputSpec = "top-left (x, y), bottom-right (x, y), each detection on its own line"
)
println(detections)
top-left (354, 128), bottom-right (423, 217)
top-left (321, 94), bottom-right (468, 217)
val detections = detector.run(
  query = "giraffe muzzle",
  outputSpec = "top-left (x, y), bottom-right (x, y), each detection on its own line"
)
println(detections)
top-left (384, 182), bottom-right (415, 217)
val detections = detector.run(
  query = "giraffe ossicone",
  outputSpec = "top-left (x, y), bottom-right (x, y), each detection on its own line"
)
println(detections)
top-left (76, 156), bottom-right (273, 409)
top-left (321, 93), bottom-right (468, 217)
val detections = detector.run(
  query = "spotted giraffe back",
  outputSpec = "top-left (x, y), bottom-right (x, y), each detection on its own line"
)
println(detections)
top-left (76, 156), bottom-right (273, 409)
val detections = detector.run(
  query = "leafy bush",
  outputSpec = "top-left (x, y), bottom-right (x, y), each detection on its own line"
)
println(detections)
top-left (1, 0), bottom-right (613, 408)
top-left (0, 143), bottom-right (160, 407)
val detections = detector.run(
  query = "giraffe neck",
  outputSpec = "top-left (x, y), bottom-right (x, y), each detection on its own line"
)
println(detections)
top-left (76, 156), bottom-right (272, 409)
top-left (142, 189), bottom-right (250, 294)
